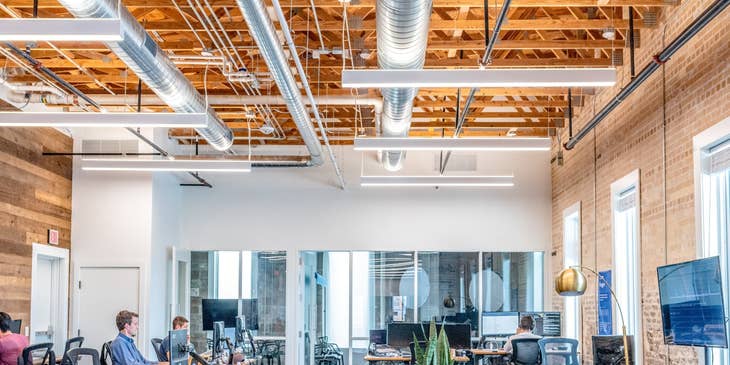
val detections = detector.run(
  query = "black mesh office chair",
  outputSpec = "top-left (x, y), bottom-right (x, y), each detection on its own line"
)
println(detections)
top-left (63, 348), bottom-right (100, 365)
top-left (538, 338), bottom-right (578, 365)
top-left (511, 338), bottom-right (541, 365)
top-left (151, 338), bottom-right (166, 362)
top-left (17, 343), bottom-right (55, 365)
top-left (100, 341), bottom-right (112, 365)
top-left (61, 337), bottom-right (85, 365)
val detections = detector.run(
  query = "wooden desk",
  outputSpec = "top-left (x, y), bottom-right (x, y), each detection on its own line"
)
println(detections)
top-left (468, 349), bottom-right (508, 356)
top-left (363, 353), bottom-right (470, 363)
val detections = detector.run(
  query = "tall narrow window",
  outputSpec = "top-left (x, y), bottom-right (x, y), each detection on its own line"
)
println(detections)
top-left (611, 170), bottom-right (642, 364)
top-left (696, 125), bottom-right (730, 365)
top-left (563, 202), bottom-right (581, 340)
top-left (216, 251), bottom-right (240, 299)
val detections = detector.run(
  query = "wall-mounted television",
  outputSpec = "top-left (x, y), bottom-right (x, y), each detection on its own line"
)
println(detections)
top-left (657, 256), bottom-right (728, 348)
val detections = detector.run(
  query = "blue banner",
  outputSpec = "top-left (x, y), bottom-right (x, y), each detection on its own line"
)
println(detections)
top-left (598, 270), bottom-right (613, 335)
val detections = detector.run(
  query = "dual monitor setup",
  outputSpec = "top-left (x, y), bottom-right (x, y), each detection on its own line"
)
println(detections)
top-left (481, 311), bottom-right (561, 337)
top-left (202, 299), bottom-right (260, 361)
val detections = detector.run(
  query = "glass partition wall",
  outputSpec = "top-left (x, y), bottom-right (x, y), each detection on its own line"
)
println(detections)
top-left (190, 251), bottom-right (287, 363)
top-left (301, 251), bottom-right (544, 365)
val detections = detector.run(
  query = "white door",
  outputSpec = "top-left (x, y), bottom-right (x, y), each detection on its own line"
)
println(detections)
top-left (77, 267), bottom-right (141, 352)
top-left (170, 247), bottom-right (191, 324)
top-left (31, 244), bottom-right (69, 353)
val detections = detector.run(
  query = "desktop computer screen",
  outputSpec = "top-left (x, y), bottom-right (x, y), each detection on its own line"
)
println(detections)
top-left (370, 329), bottom-right (387, 345)
top-left (202, 299), bottom-right (238, 330)
top-left (426, 324), bottom-right (471, 349)
top-left (9, 320), bottom-right (21, 334)
top-left (482, 312), bottom-right (519, 336)
top-left (519, 312), bottom-right (562, 337)
top-left (387, 323), bottom-right (428, 348)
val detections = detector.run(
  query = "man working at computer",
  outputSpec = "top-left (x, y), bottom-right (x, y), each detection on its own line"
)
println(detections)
top-left (0, 312), bottom-right (28, 365)
top-left (159, 316), bottom-right (191, 362)
top-left (112, 310), bottom-right (167, 365)
top-left (503, 316), bottom-right (541, 354)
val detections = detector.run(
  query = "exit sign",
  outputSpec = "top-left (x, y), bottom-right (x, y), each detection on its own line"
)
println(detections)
top-left (48, 229), bottom-right (59, 245)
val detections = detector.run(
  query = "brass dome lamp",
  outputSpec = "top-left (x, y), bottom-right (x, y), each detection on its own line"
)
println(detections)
top-left (555, 266), bottom-right (630, 365)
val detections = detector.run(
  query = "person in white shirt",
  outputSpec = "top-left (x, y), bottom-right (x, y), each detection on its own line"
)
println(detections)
top-left (503, 316), bottom-right (542, 354)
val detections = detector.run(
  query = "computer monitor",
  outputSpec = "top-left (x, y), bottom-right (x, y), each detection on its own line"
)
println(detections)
top-left (519, 312), bottom-right (561, 337)
top-left (202, 299), bottom-right (238, 331)
top-left (426, 324), bottom-right (471, 349)
top-left (592, 335), bottom-right (634, 365)
top-left (240, 299), bottom-right (259, 331)
top-left (387, 323), bottom-right (428, 348)
top-left (9, 320), bottom-right (21, 334)
top-left (235, 315), bottom-right (246, 346)
top-left (169, 328), bottom-right (188, 365)
top-left (482, 312), bottom-right (519, 336)
top-left (370, 329), bottom-right (387, 345)
top-left (212, 321), bottom-right (226, 359)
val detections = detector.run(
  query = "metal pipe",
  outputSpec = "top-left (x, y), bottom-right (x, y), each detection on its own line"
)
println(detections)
top-left (377, 0), bottom-right (433, 171)
top-left (440, 0), bottom-right (511, 174)
top-left (564, 0), bottom-right (729, 150)
top-left (56, 0), bottom-right (234, 151)
top-left (309, 0), bottom-right (326, 49)
top-left (568, 88), bottom-right (573, 138)
top-left (629, 6), bottom-right (635, 78)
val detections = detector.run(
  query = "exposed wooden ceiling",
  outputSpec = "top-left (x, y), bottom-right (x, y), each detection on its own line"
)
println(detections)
top-left (0, 0), bottom-right (674, 146)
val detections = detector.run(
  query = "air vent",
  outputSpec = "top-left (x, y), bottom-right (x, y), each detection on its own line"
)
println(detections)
top-left (81, 139), bottom-right (139, 154)
top-left (434, 153), bottom-right (477, 172)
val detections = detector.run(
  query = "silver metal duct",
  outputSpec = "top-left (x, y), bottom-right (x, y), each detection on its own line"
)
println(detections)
top-left (235, 0), bottom-right (324, 166)
top-left (56, 0), bottom-right (234, 151)
top-left (377, 0), bottom-right (432, 171)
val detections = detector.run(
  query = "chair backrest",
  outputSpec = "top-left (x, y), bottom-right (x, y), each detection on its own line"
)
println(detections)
top-left (151, 338), bottom-right (166, 362)
top-left (244, 329), bottom-right (257, 357)
top-left (511, 338), bottom-right (540, 365)
top-left (408, 341), bottom-right (429, 365)
top-left (100, 341), bottom-right (112, 365)
top-left (64, 348), bottom-right (100, 365)
top-left (62, 337), bottom-right (85, 365)
top-left (18, 343), bottom-right (55, 365)
top-left (538, 338), bottom-right (578, 365)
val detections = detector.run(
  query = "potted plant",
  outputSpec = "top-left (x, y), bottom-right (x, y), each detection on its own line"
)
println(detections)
top-left (413, 321), bottom-right (453, 365)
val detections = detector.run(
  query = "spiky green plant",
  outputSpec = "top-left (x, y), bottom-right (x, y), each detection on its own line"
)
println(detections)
top-left (413, 321), bottom-right (453, 365)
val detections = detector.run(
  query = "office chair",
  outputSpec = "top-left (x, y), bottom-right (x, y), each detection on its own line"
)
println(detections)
top-left (100, 341), bottom-right (112, 365)
top-left (510, 338), bottom-right (541, 365)
top-left (538, 338), bottom-right (578, 365)
top-left (259, 341), bottom-right (281, 365)
top-left (151, 338), bottom-right (166, 362)
top-left (61, 337), bottom-right (85, 365)
top-left (63, 348), bottom-right (100, 365)
top-left (17, 343), bottom-right (55, 365)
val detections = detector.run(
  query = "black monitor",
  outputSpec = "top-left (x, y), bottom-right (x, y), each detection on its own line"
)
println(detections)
top-left (169, 328), bottom-right (188, 365)
top-left (427, 324), bottom-right (471, 349)
top-left (657, 256), bottom-right (728, 348)
top-left (202, 299), bottom-right (238, 331)
top-left (9, 320), bottom-right (21, 334)
top-left (240, 299), bottom-right (259, 331)
top-left (370, 329), bottom-right (387, 345)
top-left (387, 323), bottom-right (428, 348)
top-left (212, 321), bottom-right (225, 359)
top-left (519, 312), bottom-right (561, 337)
top-left (592, 335), bottom-right (634, 365)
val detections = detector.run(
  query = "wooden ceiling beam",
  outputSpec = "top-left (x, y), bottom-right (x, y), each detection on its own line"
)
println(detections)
top-left (5, 0), bottom-right (675, 9)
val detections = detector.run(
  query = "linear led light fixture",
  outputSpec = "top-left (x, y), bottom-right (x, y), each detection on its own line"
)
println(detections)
top-left (82, 158), bottom-right (252, 172)
top-left (354, 137), bottom-right (551, 151)
top-left (360, 175), bottom-right (514, 187)
top-left (0, 18), bottom-right (123, 41)
top-left (0, 112), bottom-right (209, 128)
top-left (342, 68), bottom-right (616, 88)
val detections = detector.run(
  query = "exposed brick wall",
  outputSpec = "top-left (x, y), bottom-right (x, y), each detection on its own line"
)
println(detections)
top-left (550, 2), bottom-right (730, 364)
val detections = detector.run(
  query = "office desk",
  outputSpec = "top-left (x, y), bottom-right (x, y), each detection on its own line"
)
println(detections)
top-left (468, 349), bottom-right (509, 365)
top-left (363, 353), bottom-right (470, 363)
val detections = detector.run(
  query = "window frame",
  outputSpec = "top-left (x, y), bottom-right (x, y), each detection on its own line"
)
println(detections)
top-left (610, 169), bottom-right (642, 365)
top-left (562, 201), bottom-right (581, 341)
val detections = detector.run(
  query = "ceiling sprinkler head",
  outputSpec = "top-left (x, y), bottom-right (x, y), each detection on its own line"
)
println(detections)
top-left (200, 48), bottom-right (214, 57)
top-left (602, 28), bottom-right (616, 40)
top-left (360, 49), bottom-right (371, 59)
top-left (244, 110), bottom-right (256, 119)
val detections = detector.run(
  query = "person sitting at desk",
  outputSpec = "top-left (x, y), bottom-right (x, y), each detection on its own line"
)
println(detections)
top-left (0, 312), bottom-right (28, 365)
top-left (112, 310), bottom-right (166, 365)
top-left (503, 316), bottom-right (541, 354)
top-left (159, 316), bottom-right (191, 362)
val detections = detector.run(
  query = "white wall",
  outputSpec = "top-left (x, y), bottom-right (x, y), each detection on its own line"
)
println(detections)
top-left (179, 147), bottom-right (551, 252)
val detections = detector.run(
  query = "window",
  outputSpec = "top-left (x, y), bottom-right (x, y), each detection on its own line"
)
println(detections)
top-left (611, 170), bottom-right (642, 364)
top-left (695, 119), bottom-right (730, 365)
top-left (563, 202), bottom-right (581, 340)
top-left (216, 251), bottom-right (240, 299)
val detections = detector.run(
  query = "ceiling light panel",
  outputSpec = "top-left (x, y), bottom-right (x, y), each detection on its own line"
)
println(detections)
top-left (360, 175), bottom-right (514, 187)
top-left (0, 112), bottom-right (209, 128)
top-left (81, 158), bottom-right (252, 172)
top-left (354, 137), bottom-right (551, 151)
top-left (0, 18), bottom-right (123, 41)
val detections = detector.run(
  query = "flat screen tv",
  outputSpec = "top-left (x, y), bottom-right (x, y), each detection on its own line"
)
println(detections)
top-left (202, 299), bottom-right (238, 331)
top-left (657, 256), bottom-right (728, 348)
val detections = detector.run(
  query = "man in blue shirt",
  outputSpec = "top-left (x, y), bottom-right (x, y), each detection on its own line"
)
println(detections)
top-left (158, 316), bottom-right (190, 362)
top-left (111, 310), bottom-right (166, 365)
